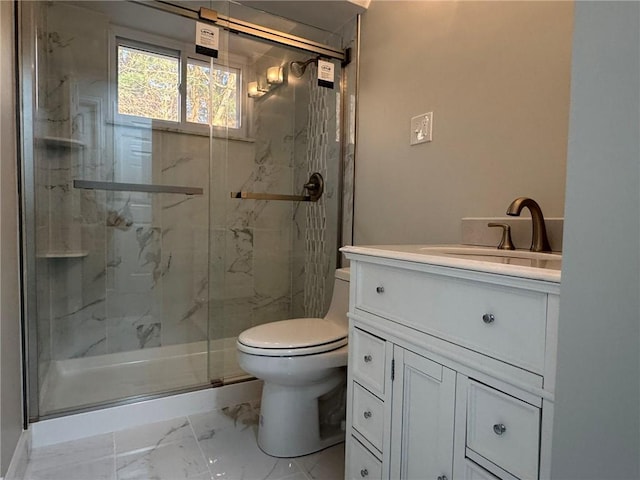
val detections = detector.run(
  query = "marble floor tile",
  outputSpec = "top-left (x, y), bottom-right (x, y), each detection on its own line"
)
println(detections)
top-left (294, 443), bottom-right (345, 480)
top-left (24, 457), bottom-right (116, 480)
top-left (189, 406), bottom-right (302, 480)
top-left (27, 433), bottom-right (114, 472)
top-left (276, 473), bottom-right (311, 480)
top-left (190, 473), bottom-right (216, 480)
top-left (114, 416), bottom-right (193, 455)
top-left (20, 403), bottom-right (345, 480)
top-left (116, 437), bottom-right (209, 480)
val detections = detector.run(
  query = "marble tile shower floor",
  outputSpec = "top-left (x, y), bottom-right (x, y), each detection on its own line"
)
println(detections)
top-left (22, 402), bottom-right (345, 480)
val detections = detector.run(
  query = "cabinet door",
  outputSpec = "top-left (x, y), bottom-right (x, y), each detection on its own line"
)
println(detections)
top-left (390, 348), bottom-right (456, 480)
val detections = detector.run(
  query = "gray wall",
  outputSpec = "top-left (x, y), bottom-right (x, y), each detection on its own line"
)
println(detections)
top-left (551, 2), bottom-right (640, 478)
top-left (0, 0), bottom-right (25, 474)
top-left (354, 1), bottom-right (573, 246)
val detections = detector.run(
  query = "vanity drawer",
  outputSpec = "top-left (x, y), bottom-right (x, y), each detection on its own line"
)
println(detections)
top-left (348, 436), bottom-right (383, 480)
top-left (356, 262), bottom-right (547, 373)
top-left (351, 328), bottom-right (386, 397)
top-left (466, 380), bottom-right (540, 479)
top-left (352, 382), bottom-right (385, 452)
top-left (463, 460), bottom-right (501, 480)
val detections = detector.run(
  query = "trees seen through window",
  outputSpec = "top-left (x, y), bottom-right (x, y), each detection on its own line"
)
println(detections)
top-left (117, 43), bottom-right (240, 129)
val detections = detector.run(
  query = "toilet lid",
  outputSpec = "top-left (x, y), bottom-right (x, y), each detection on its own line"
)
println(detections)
top-left (237, 318), bottom-right (348, 357)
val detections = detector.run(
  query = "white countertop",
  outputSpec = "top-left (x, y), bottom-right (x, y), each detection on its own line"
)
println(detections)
top-left (341, 244), bottom-right (561, 283)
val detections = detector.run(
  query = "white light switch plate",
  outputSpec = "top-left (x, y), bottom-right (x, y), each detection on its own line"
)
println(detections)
top-left (410, 112), bottom-right (433, 145)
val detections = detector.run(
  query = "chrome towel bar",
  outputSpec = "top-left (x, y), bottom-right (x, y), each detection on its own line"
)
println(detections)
top-left (73, 180), bottom-right (203, 196)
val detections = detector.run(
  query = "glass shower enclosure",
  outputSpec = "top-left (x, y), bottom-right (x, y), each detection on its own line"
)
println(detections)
top-left (19, 0), bottom-right (350, 420)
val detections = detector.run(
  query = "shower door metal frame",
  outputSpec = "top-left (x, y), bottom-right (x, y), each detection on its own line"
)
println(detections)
top-left (132, 1), bottom-right (347, 62)
top-left (17, 0), bottom-right (39, 426)
top-left (17, 0), bottom-right (353, 424)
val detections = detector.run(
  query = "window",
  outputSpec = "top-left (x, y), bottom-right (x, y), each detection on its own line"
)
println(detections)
top-left (186, 60), bottom-right (240, 129)
top-left (114, 32), bottom-right (245, 133)
top-left (117, 45), bottom-right (180, 122)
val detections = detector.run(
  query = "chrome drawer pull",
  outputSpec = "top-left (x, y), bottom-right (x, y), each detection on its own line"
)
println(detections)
top-left (360, 469), bottom-right (369, 477)
top-left (376, 286), bottom-right (384, 294)
top-left (363, 410), bottom-right (372, 419)
top-left (437, 476), bottom-right (448, 480)
top-left (363, 354), bottom-right (373, 363)
top-left (493, 423), bottom-right (507, 435)
top-left (482, 313), bottom-right (495, 324)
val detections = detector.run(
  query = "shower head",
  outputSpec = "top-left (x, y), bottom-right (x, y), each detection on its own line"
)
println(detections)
top-left (289, 57), bottom-right (318, 78)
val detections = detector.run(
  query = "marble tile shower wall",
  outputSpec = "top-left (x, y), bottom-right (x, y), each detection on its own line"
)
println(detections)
top-left (43, 127), bottom-right (212, 360)
top-left (210, 49), bottom-right (342, 337)
top-left (108, 129), bottom-right (211, 351)
top-left (34, 3), bottom-right (109, 368)
top-left (212, 58), bottom-right (303, 340)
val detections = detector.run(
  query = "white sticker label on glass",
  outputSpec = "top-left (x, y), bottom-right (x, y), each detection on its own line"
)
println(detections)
top-left (318, 59), bottom-right (335, 89)
top-left (195, 22), bottom-right (219, 58)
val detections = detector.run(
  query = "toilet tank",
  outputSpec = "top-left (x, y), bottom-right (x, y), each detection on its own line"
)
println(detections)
top-left (324, 267), bottom-right (350, 327)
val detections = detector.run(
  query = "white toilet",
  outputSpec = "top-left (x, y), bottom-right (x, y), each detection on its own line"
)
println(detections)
top-left (237, 268), bottom-right (350, 457)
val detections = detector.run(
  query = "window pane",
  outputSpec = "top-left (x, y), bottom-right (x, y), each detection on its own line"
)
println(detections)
top-left (118, 45), bottom-right (180, 122)
top-left (186, 61), bottom-right (239, 128)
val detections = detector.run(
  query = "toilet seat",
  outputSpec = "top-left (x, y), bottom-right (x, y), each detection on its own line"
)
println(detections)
top-left (237, 318), bottom-right (347, 357)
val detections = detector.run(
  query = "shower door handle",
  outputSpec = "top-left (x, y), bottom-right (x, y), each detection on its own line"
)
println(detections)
top-left (231, 192), bottom-right (313, 201)
top-left (231, 172), bottom-right (324, 203)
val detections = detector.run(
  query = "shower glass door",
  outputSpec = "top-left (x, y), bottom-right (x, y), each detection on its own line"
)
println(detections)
top-left (21, 0), bottom-right (232, 417)
top-left (206, 3), bottom-right (344, 383)
top-left (20, 0), bottom-right (347, 420)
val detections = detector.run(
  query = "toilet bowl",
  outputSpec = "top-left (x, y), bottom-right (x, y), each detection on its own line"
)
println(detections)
top-left (237, 268), bottom-right (350, 458)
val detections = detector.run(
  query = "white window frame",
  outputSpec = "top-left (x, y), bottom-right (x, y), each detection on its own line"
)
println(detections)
top-left (109, 26), bottom-right (250, 139)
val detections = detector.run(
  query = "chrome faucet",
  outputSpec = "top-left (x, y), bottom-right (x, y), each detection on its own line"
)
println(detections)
top-left (506, 197), bottom-right (552, 252)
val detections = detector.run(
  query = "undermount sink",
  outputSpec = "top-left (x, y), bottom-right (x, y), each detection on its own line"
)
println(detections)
top-left (418, 246), bottom-right (562, 269)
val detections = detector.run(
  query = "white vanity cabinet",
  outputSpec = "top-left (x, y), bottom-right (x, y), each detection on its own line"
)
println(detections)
top-left (343, 248), bottom-right (560, 480)
top-left (389, 348), bottom-right (457, 480)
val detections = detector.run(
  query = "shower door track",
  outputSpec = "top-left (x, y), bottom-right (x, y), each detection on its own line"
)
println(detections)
top-left (132, 1), bottom-right (347, 61)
